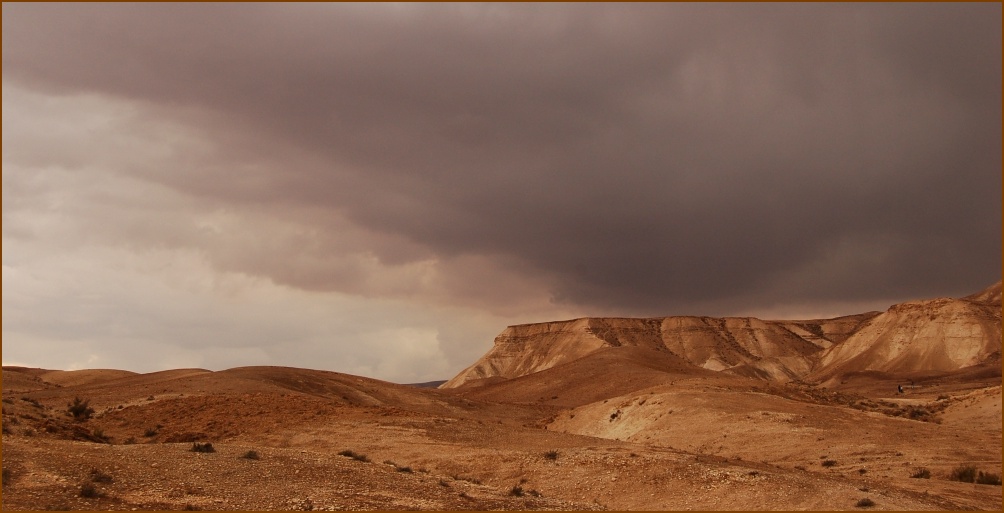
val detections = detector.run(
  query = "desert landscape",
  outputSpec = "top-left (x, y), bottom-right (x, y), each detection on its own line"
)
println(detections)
top-left (1, 282), bottom-right (1001, 511)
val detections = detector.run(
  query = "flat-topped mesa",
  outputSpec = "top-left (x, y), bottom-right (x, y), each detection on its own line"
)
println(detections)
top-left (442, 314), bottom-right (864, 388)
top-left (443, 281), bottom-right (1002, 389)
top-left (441, 318), bottom-right (614, 388)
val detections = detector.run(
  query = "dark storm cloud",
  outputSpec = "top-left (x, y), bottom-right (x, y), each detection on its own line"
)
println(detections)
top-left (4, 3), bottom-right (1000, 315)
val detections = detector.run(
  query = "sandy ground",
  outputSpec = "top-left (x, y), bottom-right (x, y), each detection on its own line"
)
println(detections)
top-left (2, 363), bottom-right (1000, 511)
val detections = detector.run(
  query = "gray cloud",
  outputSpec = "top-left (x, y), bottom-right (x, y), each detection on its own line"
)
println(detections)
top-left (3, 3), bottom-right (1000, 336)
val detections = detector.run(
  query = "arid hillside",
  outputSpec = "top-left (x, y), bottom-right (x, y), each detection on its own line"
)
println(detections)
top-left (2, 282), bottom-right (1001, 510)
top-left (445, 282), bottom-right (1001, 387)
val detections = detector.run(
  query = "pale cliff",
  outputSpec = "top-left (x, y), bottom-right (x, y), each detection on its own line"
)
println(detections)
top-left (444, 282), bottom-right (1002, 388)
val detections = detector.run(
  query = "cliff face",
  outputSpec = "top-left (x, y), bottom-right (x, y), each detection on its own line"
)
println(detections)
top-left (443, 312), bottom-right (880, 387)
top-left (444, 282), bottom-right (1002, 388)
top-left (811, 285), bottom-right (1002, 383)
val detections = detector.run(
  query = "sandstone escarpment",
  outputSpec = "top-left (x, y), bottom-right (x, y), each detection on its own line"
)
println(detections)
top-left (444, 282), bottom-right (1002, 388)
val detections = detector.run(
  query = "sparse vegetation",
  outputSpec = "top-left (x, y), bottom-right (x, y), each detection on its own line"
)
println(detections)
top-left (144, 428), bottom-right (158, 437)
top-left (191, 442), bottom-right (215, 453)
top-left (910, 468), bottom-right (931, 479)
top-left (509, 485), bottom-right (524, 497)
top-left (79, 482), bottom-right (102, 498)
top-left (949, 464), bottom-right (977, 482)
top-left (241, 450), bottom-right (260, 460)
top-left (67, 397), bottom-right (94, 421)
top-left (453, 474), bottom-right (482, 485)
top-left (822, 459), bottom-right (837, 467)
top-left (123, 437), bottom-right (137, 445)
top-left (544, 450), bottom-right (559, 460)
top-left (90, 469), bottom-right (113, 483)
top-left (338, 450), bottom-right (370, 462)
top-left (2, 467), bottom-right (11, 487)
top-left (396, 466), bottom-right (413, 473)
top-left (92, 428), bottom-right (110, 443)
top-left (438, 478), bottom-right (450, 487)
top-left (976, 471), bottom-right (1002, 485)
top-left (855, 498), bottom-right (875, 508)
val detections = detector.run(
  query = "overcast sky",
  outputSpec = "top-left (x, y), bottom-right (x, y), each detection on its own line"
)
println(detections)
top-left (3, 3), bottom-right (1000, 383)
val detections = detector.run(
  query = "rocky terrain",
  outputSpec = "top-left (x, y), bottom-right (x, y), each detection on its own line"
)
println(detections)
top-left (2, 282), bottom-right (1001, 510)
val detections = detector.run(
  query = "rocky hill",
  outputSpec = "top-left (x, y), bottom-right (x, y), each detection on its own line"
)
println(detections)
top-left (444, 282), bottom-right (1002, 388)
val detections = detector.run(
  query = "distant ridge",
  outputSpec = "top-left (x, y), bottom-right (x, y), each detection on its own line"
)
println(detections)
top-left (444, 281), bottom-right (1002, 388)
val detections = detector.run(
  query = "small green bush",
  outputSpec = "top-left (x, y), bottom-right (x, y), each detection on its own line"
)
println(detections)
top-left (910, 468), bottom-right (931, 479)
top-left (191, 442), bottom-right (215, 453)
top-left (976, 471), bottom-right (1002, 485)
top-left (855, 498), bottom-right (875, 508)
top-left (949, 465), bottom-right (977, 483)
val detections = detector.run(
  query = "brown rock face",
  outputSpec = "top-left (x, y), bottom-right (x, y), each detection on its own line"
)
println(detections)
top-left (811, 283), bottom-right (1002, 383)
top-left (444, 282), bottom-right (1002, 387)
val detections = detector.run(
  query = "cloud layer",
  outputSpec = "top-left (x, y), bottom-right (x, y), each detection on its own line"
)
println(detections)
top-left (3, 4), bottom-right (1000, 380)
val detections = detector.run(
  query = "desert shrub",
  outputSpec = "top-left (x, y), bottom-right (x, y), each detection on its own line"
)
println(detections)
top-left (144, 428), bottom-right (158, 437)
top-left (79, 482), bottom-right (101, 498)
top-left (438, 479), bottom-right (450, 487)
top-left (92, 428), bottom-right (110, 443)
top-left (67, 397), bottom-right (94, 421)
top-left (90, 469), bottom-right (113, 484)
top-left (183, 504), bottom-right (200, 510)
top-left (949, 465), bottom-right (977, 483)
top-left (396, 466), bottom-right (413, 473)
top-left (858, 469), bottom-right (867, 475)
top-left (821, 460), bottom-right (837, 467)
top-left (2, 467), bottom-right (11, 487)
top-left (543, 450), bottom-right (559, 460)
top-left (976, 471), bottom-right (1002, 485)
top-left (910, 468), bottom-right (931, 479)
top-left (241, 450), bottom-right (260, 460)
top-left (190, 442), bottom-right (215, 453)
top-left (338, 450), bottom-right (369, 462)
top-left (509, 485), bottom-right (524, 497)
top-left (855, 498), bottom-right (875, 508)
top-left (2, 423), bottom-right (10, 435)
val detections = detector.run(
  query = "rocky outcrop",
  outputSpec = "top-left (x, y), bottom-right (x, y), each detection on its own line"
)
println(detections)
top-left (443, 312), bottom-right (881, 387)
top-left (444, 282), bottom-right (1002, 388)
top-left (810, 283), bottom-right (1002, 383)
